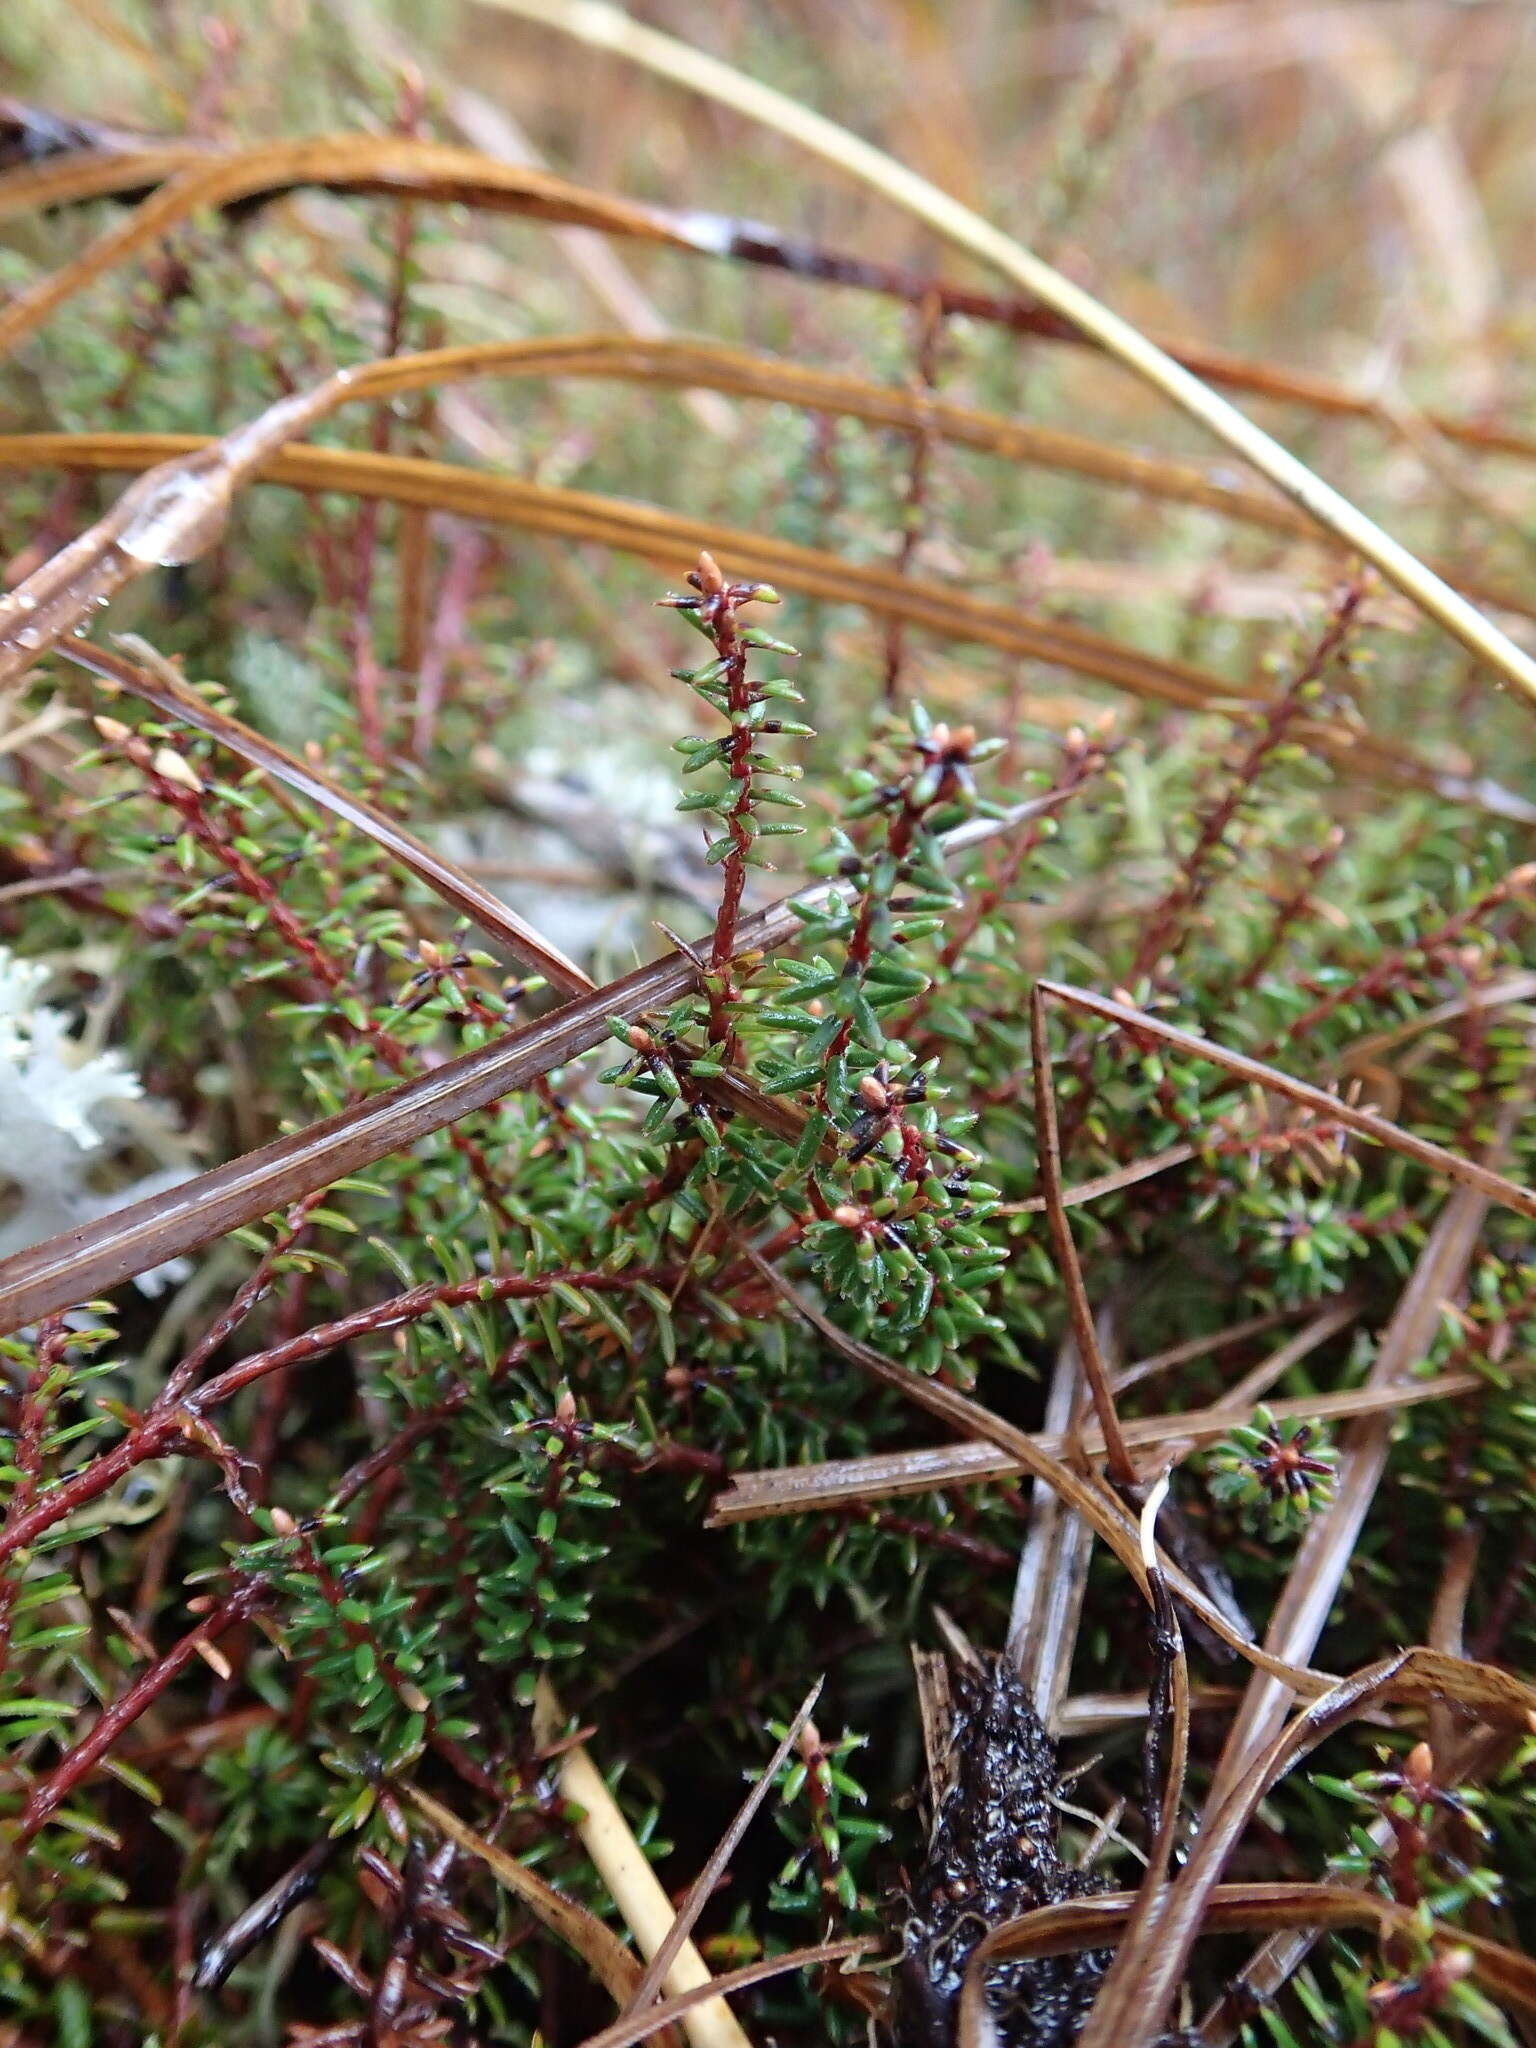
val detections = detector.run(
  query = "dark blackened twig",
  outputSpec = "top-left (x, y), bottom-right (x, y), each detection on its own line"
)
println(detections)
top-left (1137, 1480), bottom-right (1189, 1881)
top-left (193, 1839), bottom-right (337, 1992)
top-left (896, 1655), bottom-right (1111, 2048)
top-left (575, 1939), bottom-right (872, 2048)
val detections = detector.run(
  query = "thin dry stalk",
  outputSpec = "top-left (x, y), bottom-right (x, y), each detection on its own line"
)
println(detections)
top-left (1006, 1327), bottom-right (1096, 1730)
top-left (5, 423), bottom-right (1531, 821)
top-left (704, 1355), bottom-right (1515, 1527)
top-left (1203, 1162), bottom-right (1504, 1815)
top-left (0, 134), bottom-right (695, 363)
top-left (1194, 1725), bottom-right (1516, 2045)
top-left (70, 325), bottom-right (1535, 621)
top-left (0, 800), bottom-right (1048, 1333)
top-left (0, 429), bottom-right (1284, 720)
top-left (952, 1877), bottom-right (1536, 2017)
top-left (1210, 1302), bottom-right (1361, 1414)
top-left (572, 1940), bottom-right (871, 2048)
top-left (732, 1242), bottom-right (1328, 1688)
top-left (484, 0), bottom-right (1536, 705)
top-left (622, 1684), bottom-right (823, 2019)
top-left (404, 1787), bottom-right (660, 2021)
top-left (999, 1144), bottom-right (1195, 1215)
top-left (1058, 1689), bottom-right (1240, 1738)
top-left (76, 634), bottom-right (593, 996)
top-left (532, 1678), bottom-right (752, 2048)
top-left (1039, 982), bottom-right (1536, 1219)
top-left (1073, 1649), bottom-right (1536, 2047)
top-left (1029, 987), bottom-right (1137, 1485)
top-left (15, 128), bottom-right (1536, 469)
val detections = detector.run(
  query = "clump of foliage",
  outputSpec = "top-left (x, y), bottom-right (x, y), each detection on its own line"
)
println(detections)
top-left (1206, 1407), bottom-right (1338, 1537)
top-left (0, 6), bottom-right (1534, 2048)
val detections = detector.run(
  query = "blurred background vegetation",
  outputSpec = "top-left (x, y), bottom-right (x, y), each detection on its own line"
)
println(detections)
top-left (3, 5), bottom-right (1536, 2047)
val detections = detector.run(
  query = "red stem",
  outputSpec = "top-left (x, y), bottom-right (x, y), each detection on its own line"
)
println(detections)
top-left (17, 1579), bottom-right (271, 1841)
top-left (0, 1318), bottom-right (72, 1674)
top-left (0, 1267), bottom-right (661, 1565)
top-left (1129, 586), bottom-right (1362, 988)
top-left (710, 603), bottom-right (753, 976)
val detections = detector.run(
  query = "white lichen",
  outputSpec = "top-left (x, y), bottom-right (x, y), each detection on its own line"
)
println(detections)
top-left (0, 946), bottom-right (193, 1291)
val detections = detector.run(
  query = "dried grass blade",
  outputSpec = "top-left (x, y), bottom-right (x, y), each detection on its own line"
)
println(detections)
top-left (1205, 1170), bottom-right (1500, 1812)
top-left (1208, 1300), bottom-right (1360, 1414)
top-left (5, 428), bottom-right (1523, 817)
top-left (0, 805), bottom-right (1045, 1333)
top-left (1058, 1689), bottom-right (1241, 1737)
top-left (72, 635), bottom-right (594, 998)
top-left (958, 1880), bottom-right (1536, 2015)
top-left (708, 1343), bottom-right (1497, 1527)
top-left (7, 324), bottom-right (1529, 617)
top-left (0, 143), bottom-right (213, 217)
top-left (0, 380), bottom-right (357, 688)
top-left (405, 1785), bottom-right (660, 2020)
top-left (1001, 1143), bottom-right (1195, 1214)
top-left (574, 1939), bottom-right (872, 2048)
top-left (634, 206), bottom-right (1536, 472)
top-left (315, 334), bottom-right (1536, 624)
top-left (483, 0), bottom-right (1536, 704)
top-left (623, 1683), bottom-right (822, 2019)
top-left (0, 429), bottom-right (1263, 719)
top-left (1006, 1330), bottom-right (1094, 1728)
top-left (14, 141), bottom-right (1536, 475)
top-left (733, 1244), bottom-right (1326, 1690)
top-left (1040, 980), bottom-right (1536, 1218)
top-left (1029, 986), bottom-right (1136, 1483)
top-left (0, 134), bottom-right (693, 362)
top-left (1195, 1724), bottom-right (1519, 2045)
top-left (1074, 1648), bottom-right (1536, 2047)
top-left (57, 642), bottom-right (819, 1160)
top-left (911, 1647), bottom-right (957, 1817)
top-left (531, 1679), bottom-right (752, 2048)
top-left (1338, 970), bottom-right (1536, 1070)
top-left (1107, 1305), bottom-right (1307, 1394)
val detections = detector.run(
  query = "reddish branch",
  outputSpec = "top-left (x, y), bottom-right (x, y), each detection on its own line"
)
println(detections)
top-left (682, 551), bottom-right (765, 978)
top-left (412, 523), bottom-right (488, 758)
top-left (0, 1317), bottom-right (74, 1675)
top-left (92, 720), bottom-right (519, 1224)
top-left (1276, 866), bottom-right (1536, 1049)
top-left (162, 1190), bottom-right (330, 1408)
top-left (829, 1505), bottom-right (1011, 1571)
top-left (883, 293), bottom-right (946, 703)
top-left (345, 70), bottom-right (426, 761)
top-left (908, 721), bottom-right (1112, 1048)
top-left (1128, 585), bottom-right (1363, 988)
top-left (16, 1577), bottom-right (271, 1841)
top-left (0, 1266), bottom-right (664, 1565)
top-left (1230, 825), bottom-right (1347, 995)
